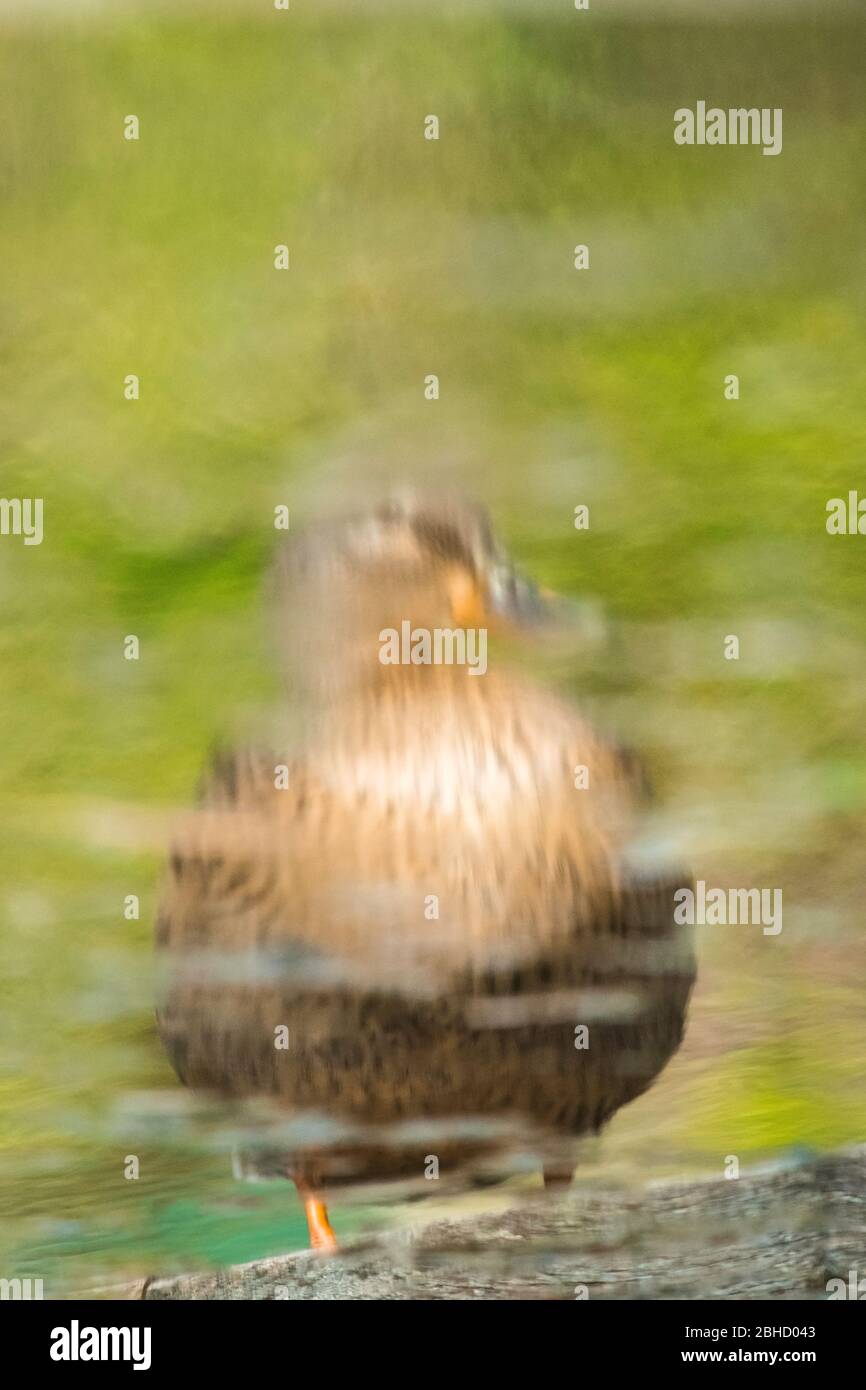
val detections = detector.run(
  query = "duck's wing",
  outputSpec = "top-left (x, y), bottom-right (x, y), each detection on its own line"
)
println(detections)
top-left (156, 745), bottom-right (283, 954)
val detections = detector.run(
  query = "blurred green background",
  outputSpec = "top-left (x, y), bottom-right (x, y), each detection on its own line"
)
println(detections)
top-left (1, 0), bottom-right (865, 1295)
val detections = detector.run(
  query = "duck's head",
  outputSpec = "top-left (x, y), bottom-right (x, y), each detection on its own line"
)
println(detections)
top-left (274, 491), bottom-right (546, 699)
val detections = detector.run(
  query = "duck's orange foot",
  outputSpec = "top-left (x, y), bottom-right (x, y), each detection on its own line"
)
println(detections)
top-left (303, 1195), bottom-right (338, 1253)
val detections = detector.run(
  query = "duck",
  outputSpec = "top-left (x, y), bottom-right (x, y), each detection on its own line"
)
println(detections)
top-left (155, 492), bottom-right (695, 1250)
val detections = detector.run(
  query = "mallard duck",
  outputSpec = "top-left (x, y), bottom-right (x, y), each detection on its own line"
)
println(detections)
top-left (155, 493), bottom-right (694, 1250)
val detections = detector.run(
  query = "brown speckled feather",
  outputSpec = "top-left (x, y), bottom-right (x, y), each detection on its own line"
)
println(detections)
top-left (156, 674), bottom-right (693, 1185)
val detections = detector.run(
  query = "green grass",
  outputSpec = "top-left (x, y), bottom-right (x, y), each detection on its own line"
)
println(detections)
top-left (1, 3), bottom-right (866, 1291)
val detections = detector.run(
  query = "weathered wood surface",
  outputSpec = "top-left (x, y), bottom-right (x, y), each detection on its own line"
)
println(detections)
top-left (127, 1148), bottom-right (865, 1301)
